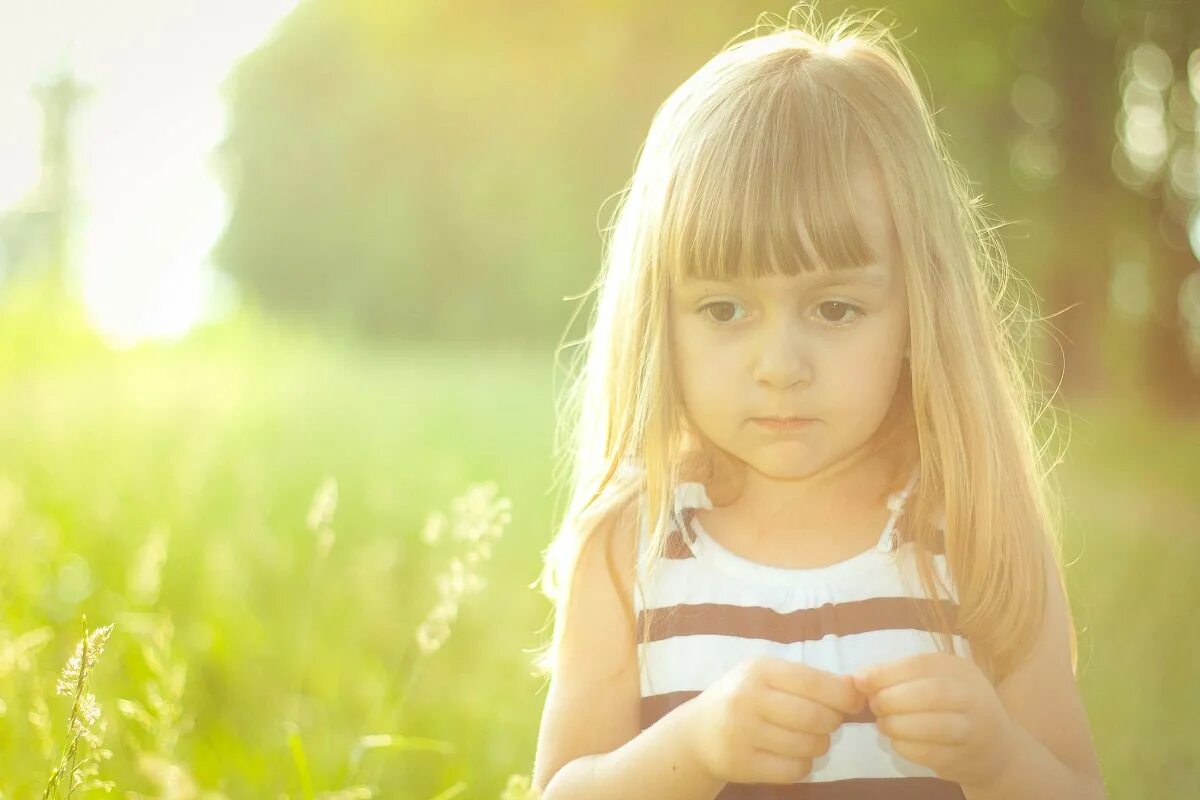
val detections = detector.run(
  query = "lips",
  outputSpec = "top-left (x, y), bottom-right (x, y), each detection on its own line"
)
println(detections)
top-left (752, 417), bottom-right (815, 430)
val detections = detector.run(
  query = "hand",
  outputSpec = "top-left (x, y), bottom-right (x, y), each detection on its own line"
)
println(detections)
top-left (853, 651), bottom-right (1021, 788)
top-left (685, 656), bottom-right (865, 786)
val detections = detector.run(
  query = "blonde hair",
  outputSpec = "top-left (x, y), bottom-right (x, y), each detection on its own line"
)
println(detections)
top-left (532, 5), bottom-right (1073, 690)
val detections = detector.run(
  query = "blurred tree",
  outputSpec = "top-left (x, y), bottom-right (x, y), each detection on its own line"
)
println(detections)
top-left (1038, 0), bottom-right (1120, 400)
top-left (211, 0), bottom-right (651, 345)
top-left (1112, 2), bottom-right (1200, 415)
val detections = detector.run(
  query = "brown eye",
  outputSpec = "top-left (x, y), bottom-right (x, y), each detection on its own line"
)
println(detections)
top-left (817, 301), bottom-right (863, 325)
top-left (699, 301), bottom-right (746, 324)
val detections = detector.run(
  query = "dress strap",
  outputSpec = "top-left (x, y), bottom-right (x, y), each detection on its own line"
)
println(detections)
top-left (671, 482), bottom-right (710, 552)
top-left (875, 466), bottom-right (920, 553)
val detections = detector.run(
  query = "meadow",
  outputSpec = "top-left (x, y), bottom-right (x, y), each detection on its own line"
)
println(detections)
top-left (0, 299), bottom-right (1196, 797)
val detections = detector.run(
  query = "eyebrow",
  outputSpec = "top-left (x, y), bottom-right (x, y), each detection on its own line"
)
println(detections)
top-left (680, 268), bottom-right (890, 290)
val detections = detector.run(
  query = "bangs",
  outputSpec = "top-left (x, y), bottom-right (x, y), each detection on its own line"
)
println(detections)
top-left (661, 67), bottom-right (880, 285)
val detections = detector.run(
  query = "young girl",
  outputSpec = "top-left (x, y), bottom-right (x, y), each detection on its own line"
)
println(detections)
top-left (531, 7), bottom-right (1105, 799)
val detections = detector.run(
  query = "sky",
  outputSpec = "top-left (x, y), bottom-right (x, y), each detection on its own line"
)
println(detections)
top-left (0, 0), bottom-right (300, 346)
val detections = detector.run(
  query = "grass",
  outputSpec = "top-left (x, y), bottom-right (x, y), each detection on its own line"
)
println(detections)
top-left (1052, 396), bottom-right (1200, 797)
top-left (0, 306), bottom-right (558, 797)
top-left (0, 297), bottom-right (1195, 796)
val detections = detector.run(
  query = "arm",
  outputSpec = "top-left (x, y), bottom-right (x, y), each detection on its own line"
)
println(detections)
top-left (960, 721), bottom-right (1106, 800)
top-left (961, 550), bottom-right (1107, 800)
top-left (543, 700), bottom-right (726, 800)
top-left (532, 500), bottom-right (726, 800)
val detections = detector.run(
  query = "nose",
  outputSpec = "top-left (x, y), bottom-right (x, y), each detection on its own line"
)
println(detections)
top-left (752, 315), bottom-right (813, 389)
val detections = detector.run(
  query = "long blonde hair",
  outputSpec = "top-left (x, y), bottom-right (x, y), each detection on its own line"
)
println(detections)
top-left (532, 5), bottom-right (1072, 690)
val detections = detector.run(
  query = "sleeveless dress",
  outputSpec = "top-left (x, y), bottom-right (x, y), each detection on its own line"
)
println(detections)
top-left (633, 468), bottom-right (970, 799)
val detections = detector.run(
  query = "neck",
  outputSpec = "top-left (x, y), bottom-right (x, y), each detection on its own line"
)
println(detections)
top-left (711, 436), bottom-right (911, 540)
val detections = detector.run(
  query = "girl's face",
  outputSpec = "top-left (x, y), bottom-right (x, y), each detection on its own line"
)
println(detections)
top-left (669, 167), bottom-right (910, 483)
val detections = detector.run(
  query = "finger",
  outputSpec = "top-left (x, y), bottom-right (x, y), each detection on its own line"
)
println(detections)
top-left (869, 677), bottom-right (966, 717)
top-left (752, 721), bottom-right (830, 760)
top-left (876, 711), bottom-right (970, 746)
top-left (746, 751), bottom-right (813, 785)
top-left (855, 651), bottom-right (965, 693)
top-left (891, 738), bottom-right (955, 771)
top-left (763, 659), bottom-right (863, 716)
top-left (757, 687), bottom-right (845, 735)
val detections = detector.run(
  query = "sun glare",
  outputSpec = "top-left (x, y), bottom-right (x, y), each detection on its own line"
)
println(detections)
top-left (0, 0), bottom-right (300, 346)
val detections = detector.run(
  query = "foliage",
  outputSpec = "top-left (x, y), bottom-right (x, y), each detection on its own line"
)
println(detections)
top-left (0, 316), bottom-right (554, 796)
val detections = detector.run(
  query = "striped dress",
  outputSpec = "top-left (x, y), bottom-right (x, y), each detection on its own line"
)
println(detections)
top-left (634, 469), bottom-right (970, 799)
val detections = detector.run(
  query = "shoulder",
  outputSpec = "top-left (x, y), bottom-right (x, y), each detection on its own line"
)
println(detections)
top-left (558, 488), bottom-right (642, 647)
top-left (576, 492), bottom-right (641, 609)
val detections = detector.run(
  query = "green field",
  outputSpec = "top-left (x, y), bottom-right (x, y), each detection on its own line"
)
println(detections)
top-left (0, 310), bottom-right (1196, 798)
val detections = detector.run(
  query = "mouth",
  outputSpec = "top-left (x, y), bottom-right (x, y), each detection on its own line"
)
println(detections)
top-left (751, 417), bottom-right (815, 431)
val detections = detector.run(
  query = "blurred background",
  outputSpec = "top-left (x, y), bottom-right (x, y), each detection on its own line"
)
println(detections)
top-left (0, 0), bottom-right (1197, 797)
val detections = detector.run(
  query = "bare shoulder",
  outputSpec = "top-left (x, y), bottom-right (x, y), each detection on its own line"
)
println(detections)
top-left (531, 494), bottom-right (643, 793)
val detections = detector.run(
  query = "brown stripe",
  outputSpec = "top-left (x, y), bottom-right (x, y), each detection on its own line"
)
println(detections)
top-left (637, 596), bottom-right (962, 645)
top-left (664, 524), bottom-right (697, 559)
top-left (640, 690), bottom-right (881, 733)
top-left (715, 777), bottom-right (965, 799)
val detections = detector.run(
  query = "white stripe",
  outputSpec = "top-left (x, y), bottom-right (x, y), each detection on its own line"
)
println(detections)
top-left (809, 721), bottom-right (940, 781)
top-left (639, 628), bottom-right (972, 696)
top-left (635, 547), bottom-right (960, 612)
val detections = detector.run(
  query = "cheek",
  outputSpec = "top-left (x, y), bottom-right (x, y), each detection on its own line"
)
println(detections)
top-left (676, 355), bottom-right (725, 408)
top-left (673, 336), bottom-right (738, 418)
top-left (674, 323), bottom-right (726, 379)
top-left (823, 342), bottom-right (905, 410)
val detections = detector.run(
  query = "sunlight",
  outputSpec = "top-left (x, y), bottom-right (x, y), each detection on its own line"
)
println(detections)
top-left (0, 0), bottom-right (300, 346)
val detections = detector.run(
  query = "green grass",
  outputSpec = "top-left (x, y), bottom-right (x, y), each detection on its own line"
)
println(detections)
top-left (0, 302), bottom-right (1195, 797)
top-left (0, 309), bottom-right (560, 798)
top-left (1053, 396), bottom-right (1200, 797)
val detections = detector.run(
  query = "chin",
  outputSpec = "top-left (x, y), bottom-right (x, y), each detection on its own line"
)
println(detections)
top-left (743, 453), bottom-right (821, 481)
